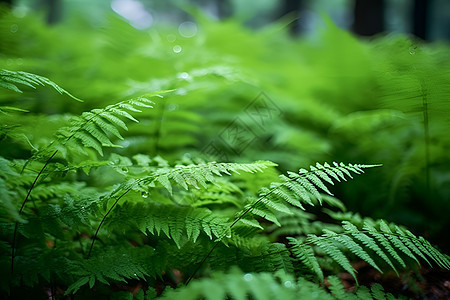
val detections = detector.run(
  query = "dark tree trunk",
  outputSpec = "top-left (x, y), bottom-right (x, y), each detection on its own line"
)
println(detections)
top-left (413, 0), bottom-right (429, 40)
top-left (353, 0), bottom-right (385, 36)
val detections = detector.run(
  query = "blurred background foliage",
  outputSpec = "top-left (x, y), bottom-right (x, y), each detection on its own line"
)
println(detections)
top-left (1, 0), bottom-right (449, 251)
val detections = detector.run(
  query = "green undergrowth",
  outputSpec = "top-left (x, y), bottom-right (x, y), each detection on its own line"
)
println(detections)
top-left (1, 6), bottom-right (449, 299)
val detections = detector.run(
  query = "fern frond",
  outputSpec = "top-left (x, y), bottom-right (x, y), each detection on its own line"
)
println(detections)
top-left (288, 237), bottom-right (324, 282)
top-left (137, 160), bottom-right (277, 195)
top-left (66, 246), bottom-right (157, 295)
top-left (308, 233), bottom-right (359, 283)
top-left (161, 269), bottom-right (335, 300)
top-left (239, 162), bottom-right (380, 226)
top-left (327, 276), bottom-right (403, 300)
top-left (290, 220), bottom-right (450, 283)
top-left (88, 161), bottom-right (276, 255)
top-left (0, 68), bottom-right (82, 101)
top-left (105, 202), bottom-right (231, 248)
top-left (54, 93), bottom-right (163, 157)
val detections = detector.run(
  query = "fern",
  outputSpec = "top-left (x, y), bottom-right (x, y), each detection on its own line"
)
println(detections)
top-left (66, 246), bottom-right (158, 295)
top-left (288, 220), bottom-right (450, 283)
top-left (105, 202), bottom-right (231, 248)
top-left (161, 269), bottom-right (403, 300)
top-left (161, 269), bottom-right (335, 300)
top-left (0, 68), bottom-right (82, 101)
top-left (327, 276), bottom-right (403, 300)
top-left (50, 92), bottom-right (167, 158)
top-left (1, 10), bottom-right (449, 299)
top-left (88, 160), bottom-right (276, 255)
top-left (237, 162), bottom-right (380, 227)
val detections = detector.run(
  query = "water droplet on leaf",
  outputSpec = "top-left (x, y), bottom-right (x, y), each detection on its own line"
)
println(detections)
top-left (284, 281), bottom-right (293, 288)
top-left (173, 45), bottom-right (182, 53)
top-left (244, 273), bottom-right (253, 282)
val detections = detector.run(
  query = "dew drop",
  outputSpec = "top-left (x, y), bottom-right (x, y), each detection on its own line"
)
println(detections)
top-left (141, 191), bottom-right (148, 198)
top-left (409, 51), bottom-right (415, 55)
top-left (284, 281), bottom-right (293, 288)
top-left (173, 45), bottom-right (182, 53)
top-left (243, 273), bottom-right (253, 282)
top-left (178, 72), bottom-right (190, 80)
top-left (121, 167), bottom-right (129, 173)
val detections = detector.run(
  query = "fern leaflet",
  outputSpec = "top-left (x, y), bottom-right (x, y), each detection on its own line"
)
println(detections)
top-left (88, 161), bottom-right (276, 255)
top-left (105, 202), bottom-right (231, 248)
top-left (0, 68), bottom-right (82, 101)
top-left (238, 162), bottom-right (380, 227)
top-left (289, 220), bottom-right (450, 283)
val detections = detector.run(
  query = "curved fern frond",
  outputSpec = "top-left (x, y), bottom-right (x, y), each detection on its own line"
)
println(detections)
top-left (88, 161), bottom-right (276, 256)
top-left (54, 93), bottom-right (164, 157)
top-left (289, 220), bottom-right (450, 283)
top-left (0, 68), bottom-right (82, 101)
top-left (238, 162), bottom-right (380, 227)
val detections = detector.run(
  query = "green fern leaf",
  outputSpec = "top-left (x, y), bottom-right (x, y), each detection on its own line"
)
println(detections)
top-left (140, 161), bottom-right (277, 195)
top-left (327, 275), bottom-right (357, 300)
top-left (308, 234), bottom-right (358, 283)
top-left (342, 221), bottom-right (399, 275)
top-left (241, 162), bottom-right (380, 227)
top-left (303, 219), bottom-right (450, 283)
top-left (363, 221), bottom-right (407, 269)
top-left (323, 229), bottom-right (382, 273)
top-left (66, 246), bottom-right (156, 295)
top-left (0, 68), bottom-right (82, 101)
top-left (160, 269), bottom-right (335, 300)
top-left (287, 237), bottom-right (324, 282)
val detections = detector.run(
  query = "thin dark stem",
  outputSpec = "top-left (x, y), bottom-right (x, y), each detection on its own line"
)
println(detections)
top-left (87, 186), bottom-right (134, 258)
top-left (185, 243), bottom-right (219, 286)
top-left (10, 150), bottom-right (58, 294)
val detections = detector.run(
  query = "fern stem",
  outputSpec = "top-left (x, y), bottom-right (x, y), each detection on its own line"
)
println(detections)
top-left (87, 185), bottom-right (135, 258)
top-left (185, 243), bottom-right (220, 286)
top-left (10, 149), bottom-right (58, 293)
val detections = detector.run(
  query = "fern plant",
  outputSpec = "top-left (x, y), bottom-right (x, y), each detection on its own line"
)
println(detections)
top-left (1, 7), bottom-right (449, 299)
top-left (1, 68), bottom-right (449, 299)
